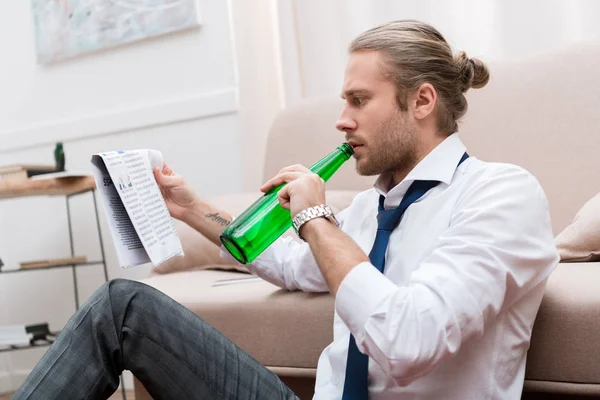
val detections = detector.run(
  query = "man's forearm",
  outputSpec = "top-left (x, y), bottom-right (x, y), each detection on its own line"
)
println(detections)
top-left (301, 218), bottom-right (369, 295)
top-left (182, 198), bottom-right (234, 246)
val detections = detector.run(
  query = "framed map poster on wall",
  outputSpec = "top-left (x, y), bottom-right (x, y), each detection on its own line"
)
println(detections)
top-left (31, 0), bottom-right (202, 64)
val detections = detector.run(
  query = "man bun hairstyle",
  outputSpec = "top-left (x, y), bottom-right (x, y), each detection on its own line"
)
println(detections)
top-left (350, 20), bottom-right (490, 135)
top-left (454, 51), bottom-right (490, 93)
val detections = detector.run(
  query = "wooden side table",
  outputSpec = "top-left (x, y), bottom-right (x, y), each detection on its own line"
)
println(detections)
top-left (0, 175), bottom-right (127, 399)
top-left (0, 175), bottom-right (106, 308)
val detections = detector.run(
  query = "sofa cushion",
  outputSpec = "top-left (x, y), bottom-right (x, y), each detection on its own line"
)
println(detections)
top-left (141, 269), bottom-right (334, 369)
top-left (526, 262), bottom-right (600, 386)
top-left (141, 262), bottom-right (600, 391)
top-left (555, 191), bottom-right (600, 262)
top-left (152, 190), bottom-right (359, 275)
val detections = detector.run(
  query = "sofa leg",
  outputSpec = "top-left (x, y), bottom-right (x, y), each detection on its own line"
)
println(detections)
top-left (133, 375), bottom-right (314, 400)
top-left (133, 377), bottom-right (153, 400)
top-left (279, 376), bottom-right (315, 400)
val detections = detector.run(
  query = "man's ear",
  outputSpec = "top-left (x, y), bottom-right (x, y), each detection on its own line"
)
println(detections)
top-left (410, 83), bottom-right (437, 121)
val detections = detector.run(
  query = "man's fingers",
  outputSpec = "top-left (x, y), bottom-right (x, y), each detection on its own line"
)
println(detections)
top-left (277, 186), bottom-right (291, 210)
top-left (260, 171), bottom-right (304, 193)
top-left (154, 167), bottom-right (182, 188)
top-left (277, 164), bottom-right (309, 175)
top-left (162, 163), bottom-right (174, 176)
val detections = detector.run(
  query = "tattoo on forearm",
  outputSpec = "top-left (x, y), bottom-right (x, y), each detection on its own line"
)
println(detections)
top-left (205, 212), bottom-right (231, 226)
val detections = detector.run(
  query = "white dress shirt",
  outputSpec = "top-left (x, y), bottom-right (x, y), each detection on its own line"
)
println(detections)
top-left (221, 134), bottom-right (559, 399)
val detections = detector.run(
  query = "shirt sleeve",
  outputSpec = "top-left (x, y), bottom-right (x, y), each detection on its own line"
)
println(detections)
top-left (219, 202), bottom-right (355, 292)
top-left (334, 165), bottom-right (560, 385)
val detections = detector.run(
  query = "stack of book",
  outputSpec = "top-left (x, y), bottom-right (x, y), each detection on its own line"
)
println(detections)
top-left (0, 164), bottom-right (57, 182)
top-left (0, 323), bottom-right (52, 347)
top-left (0, 325), bottom-right (34, 347)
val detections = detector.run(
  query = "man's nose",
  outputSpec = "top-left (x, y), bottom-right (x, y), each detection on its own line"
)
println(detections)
top-left (335, 110), bottom-right (357, 133)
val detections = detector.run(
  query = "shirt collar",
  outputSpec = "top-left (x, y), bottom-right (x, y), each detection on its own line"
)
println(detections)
top-left (374, 133), bottom-right (467, 205)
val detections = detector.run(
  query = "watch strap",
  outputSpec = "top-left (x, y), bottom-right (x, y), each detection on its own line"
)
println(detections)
top-left (292, 204), bottom-right (339, 241)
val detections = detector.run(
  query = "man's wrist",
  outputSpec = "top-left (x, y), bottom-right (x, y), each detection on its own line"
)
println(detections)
top-left (182, 199), bottom-right (202, 224)
top-left (299, 216), bottom-right (336, 242)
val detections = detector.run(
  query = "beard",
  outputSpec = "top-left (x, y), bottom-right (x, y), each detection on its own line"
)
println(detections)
top-left (354, 110), bottom-right (419, 177)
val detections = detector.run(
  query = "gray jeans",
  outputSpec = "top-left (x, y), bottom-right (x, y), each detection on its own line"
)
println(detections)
top-left (14, 279), bottom-right (299, 400)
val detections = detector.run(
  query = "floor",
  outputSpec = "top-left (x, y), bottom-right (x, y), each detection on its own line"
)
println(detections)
top-left (0, 390), bottom-right (135, 399)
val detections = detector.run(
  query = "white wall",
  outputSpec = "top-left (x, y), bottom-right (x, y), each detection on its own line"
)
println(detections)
top-left (0, 0), bottom-right (284, 392)
top-left (229, 0), bottom-right (284, 191)
top-left (0, 1), bottom-right (238, 149)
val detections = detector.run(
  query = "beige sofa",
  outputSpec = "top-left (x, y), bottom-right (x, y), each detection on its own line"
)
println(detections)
top-left (134, 43), bottom-right (600, 399)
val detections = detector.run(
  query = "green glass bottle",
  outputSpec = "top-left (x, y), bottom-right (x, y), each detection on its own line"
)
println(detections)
top-left (220, 143), bottom-right (354, 264)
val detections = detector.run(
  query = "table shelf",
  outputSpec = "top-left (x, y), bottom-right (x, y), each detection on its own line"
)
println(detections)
top-left (0, 261), bottom-right (105, 274)
top-left (0, 175), bottom-right (95, 199)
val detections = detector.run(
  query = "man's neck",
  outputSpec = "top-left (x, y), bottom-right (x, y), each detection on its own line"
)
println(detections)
top-left (389, 135), bottom-right (445, 188)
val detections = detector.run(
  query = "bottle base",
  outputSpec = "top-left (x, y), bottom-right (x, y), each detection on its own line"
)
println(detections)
top-left (220, 235), bottom-right (248, 264)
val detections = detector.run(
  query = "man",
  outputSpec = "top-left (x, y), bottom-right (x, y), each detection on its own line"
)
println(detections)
top-left (15, 20), bottom-right (558, 399)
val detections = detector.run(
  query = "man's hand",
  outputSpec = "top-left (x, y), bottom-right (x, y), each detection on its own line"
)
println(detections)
top-left (260, 164), bottom-right (326, 218)
top-left (153, 163), bottom-right (199, 221)
top-left (261, 164), bottom-right (368, 295)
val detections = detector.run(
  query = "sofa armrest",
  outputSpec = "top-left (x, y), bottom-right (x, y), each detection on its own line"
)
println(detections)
top-left (151, 192), bottom-right (264, 276)
top-left (150, 219), bottom-right (243, 276)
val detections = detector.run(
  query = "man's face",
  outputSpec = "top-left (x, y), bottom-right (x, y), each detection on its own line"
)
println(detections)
top-left (337, 50), bottom-right (419, 177)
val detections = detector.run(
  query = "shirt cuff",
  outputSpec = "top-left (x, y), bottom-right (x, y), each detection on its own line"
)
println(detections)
top-left (335, 262), bottom-right (398, 344)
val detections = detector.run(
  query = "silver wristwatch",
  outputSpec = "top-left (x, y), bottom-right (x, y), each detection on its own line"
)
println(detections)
top-left (292, 204), bottom-right (340, 241)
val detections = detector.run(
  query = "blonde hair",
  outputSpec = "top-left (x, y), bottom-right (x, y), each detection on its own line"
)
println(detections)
top-left (350, 20), bottom-right (489, 135)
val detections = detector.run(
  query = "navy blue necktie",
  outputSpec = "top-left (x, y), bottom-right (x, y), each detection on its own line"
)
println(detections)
top-left (341, 152), bottom-right (469, 399)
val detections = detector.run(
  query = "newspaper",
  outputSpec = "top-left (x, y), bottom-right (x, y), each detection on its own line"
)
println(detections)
top-left (90, 150), bottom-right (184, 268)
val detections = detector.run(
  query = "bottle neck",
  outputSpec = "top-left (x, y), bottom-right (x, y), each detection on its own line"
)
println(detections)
top-left (309, 143), bottom-right (354, 181)
top-left (338, 142), bottom-right (354, 159)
